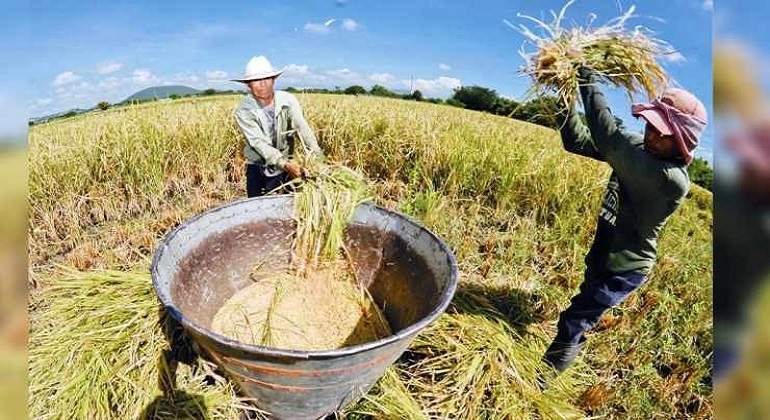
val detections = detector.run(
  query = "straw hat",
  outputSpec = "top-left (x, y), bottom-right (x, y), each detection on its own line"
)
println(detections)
top-left (231, 56), bottom-right (283, 82)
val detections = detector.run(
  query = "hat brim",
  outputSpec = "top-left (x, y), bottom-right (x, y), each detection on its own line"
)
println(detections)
top-left (633, 108), bottom-right (673, 136)
top-left (230, 70), bottom-right (283, 83)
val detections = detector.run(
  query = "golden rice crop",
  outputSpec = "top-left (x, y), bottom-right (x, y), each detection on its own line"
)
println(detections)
top-left (28, 94), bottom-right (713, 418)
top-left (512, 1), bottom-right (673, 107)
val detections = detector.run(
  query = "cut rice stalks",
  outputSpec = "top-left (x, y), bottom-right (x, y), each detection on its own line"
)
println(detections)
top-left (510, 0), bottom-right (675, 107)
top-left (28, 268), bottom-right (260, 420)
top-left (290, 160), bottom-right (372, 274)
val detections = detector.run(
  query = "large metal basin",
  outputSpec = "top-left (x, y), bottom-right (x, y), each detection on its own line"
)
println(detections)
top-left (151, 195), bottom-right (458, 419)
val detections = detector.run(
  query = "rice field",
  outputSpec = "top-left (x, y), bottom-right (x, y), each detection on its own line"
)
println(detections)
top-left (28, 93), bottom-right (713, 418)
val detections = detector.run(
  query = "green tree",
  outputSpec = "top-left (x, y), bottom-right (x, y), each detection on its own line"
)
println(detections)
top-left (512, 96), bottom-right (563, 129)
top-left (491, 97), bottom-right (520, 117)
top-left (370, 84), bottom-right (398, 98)
top-left (408, 90), bottom-right (423, 101)
top-left (451, 86), bottom-right (499, 112)
top-left (687, 157), bottom-right (713, 190)
top-left (445, 98), bottom-right (465, 108)
top-left (169, 94), bottom-right (180, 100)
top-left (202, 88), bottom-right (217, 96)
top-left (344, 85), bottom-right (367, 95)
top-left (96, 101), bottom-right (111, 111)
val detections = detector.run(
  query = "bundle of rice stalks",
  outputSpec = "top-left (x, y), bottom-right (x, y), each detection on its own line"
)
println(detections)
top-left (28, 268), bottom-right (256, 420)
top-left (713, 43), bottom-right (765, 117)
top-left (291, 161), bottom-right (372, 272)
top-left (512, 1), bottom-right (674, 107)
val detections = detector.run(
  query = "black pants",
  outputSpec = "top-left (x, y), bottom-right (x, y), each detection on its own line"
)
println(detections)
top-left (246, 164), bottom-right (290, 198)
top-left (554, 271), bottom-right (647, 345)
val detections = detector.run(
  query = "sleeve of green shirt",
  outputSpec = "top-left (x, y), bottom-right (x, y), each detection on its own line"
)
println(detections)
top-left (234, 108), bottom-right (287, 168)
top-left (577, 67), bottom-right (664, 191)
top-left (288, 95), bottom-right (324, 159)
top-left (559, 102), bottom-right (604, 161)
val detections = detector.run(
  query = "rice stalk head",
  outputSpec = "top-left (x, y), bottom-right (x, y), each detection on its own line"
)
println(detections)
top-left (516, 1), bottom-right (672, 107)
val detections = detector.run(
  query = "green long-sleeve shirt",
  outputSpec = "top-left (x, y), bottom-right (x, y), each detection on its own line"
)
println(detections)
top-left (234, 90), bottom-right (323, 170)
top-left (561, 68), bottom-right (690, 276)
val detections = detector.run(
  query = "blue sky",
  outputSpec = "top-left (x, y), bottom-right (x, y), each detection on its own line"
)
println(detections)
top-left (3, 0), bottom-right (713, 157)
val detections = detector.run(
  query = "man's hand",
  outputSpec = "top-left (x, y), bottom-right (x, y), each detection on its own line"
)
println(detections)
top-left (577, 66), bottom-right (594, 84)
top-left (283, 161), bottom-right (303, 179)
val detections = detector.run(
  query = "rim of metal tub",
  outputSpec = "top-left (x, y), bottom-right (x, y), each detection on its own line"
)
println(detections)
top-left (150, 194), bottom-right (459, 360)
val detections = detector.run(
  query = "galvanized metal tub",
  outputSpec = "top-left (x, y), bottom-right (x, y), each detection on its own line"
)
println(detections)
top-left (151, 195), bottom-right (458, 419)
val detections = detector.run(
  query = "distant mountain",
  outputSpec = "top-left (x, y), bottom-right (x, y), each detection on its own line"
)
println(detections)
top-left (124, 85), bottom-right (200, 102)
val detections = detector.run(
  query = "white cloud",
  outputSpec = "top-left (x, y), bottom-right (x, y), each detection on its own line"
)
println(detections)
top-left (407, 76), bottom-right (462, 97)
top-left (36, 98), bottom-right (53, 106)
top-left (279, 64), bottom-right (329, 87)
top-left (324, 68), bottom-right (367, 86)
top-left (53, 81), bottom-right (95, 102)
top-left (438, 63), bottom-right (452, 71)
top-left (205, 70), bottom-right (228, 81)
top-left (661, 51), bottom-right (686, 63)
top-left (342, 18), bottom-right (359, 31)
top-left (96, 61), bottom-right (123, 75)
top-left (98, 76), bottom-right (125, 89)
top-left (326, 68), bottom-right (359, 79)
top-left (369, 73), bottom-right (396, 84)
top-left (53, 71), bottom-right (81, 86)
top-left (702, 0), bottom-right (713, 11)
top-left (305, 18), bottom-right (358, 34)
top-left (132, 68), bottom-right (158, 85)
top-left (304, 22), bottom-right (331, 34)
top-left (283, 64), bottom-right (310, 76)
top-left (169, 73), bottom-right (200, 84)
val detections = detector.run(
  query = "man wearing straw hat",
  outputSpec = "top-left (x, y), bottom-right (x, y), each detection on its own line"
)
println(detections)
top-left (233, 55), bottom-right (324, 197)
top-left (541, 67), bottom-right (708, 374)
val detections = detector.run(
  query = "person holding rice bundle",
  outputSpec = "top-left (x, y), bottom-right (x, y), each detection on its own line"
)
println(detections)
top-left (542, 66), bottom-right (708, 373)
top-left (232, 55), bottom-right (324, 197)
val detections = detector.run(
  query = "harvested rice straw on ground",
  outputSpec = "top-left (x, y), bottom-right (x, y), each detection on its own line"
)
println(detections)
top-left (510, 1), bottom-right (674, 107)
top-left (28, 269), bottom-right (254, 420)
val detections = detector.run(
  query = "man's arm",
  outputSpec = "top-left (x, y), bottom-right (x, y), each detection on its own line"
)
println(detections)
top-left (577, 67), bottom-right (621, 155)
top-left (234, 109), bottom-right (288, 168)
top-left (577, 68), bottom-right (664, 190)
top-left (288, 95), bottom-right (323, 157)
top-left (559, 102), bottom-right (604, 161)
